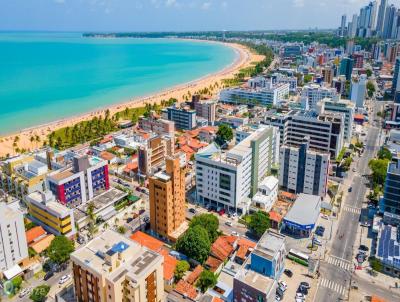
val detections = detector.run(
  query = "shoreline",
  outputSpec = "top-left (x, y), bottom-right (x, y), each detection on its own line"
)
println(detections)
top-left (0, 41), bottom-right (263, 157)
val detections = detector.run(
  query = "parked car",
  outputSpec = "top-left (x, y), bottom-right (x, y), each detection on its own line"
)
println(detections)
top-left (59, 274), bottom-right (71, 285)
top-left (284, 269), bottom-right (293, 278)
top-left (321, 214), bottom-right (329, 220)
top-left (300, 282), bottom-right (310, 289)
top-left (359, 245), bottom-right (369, 252)
top-left (296, 293), bottom-right (305, 299)
top-left (275, 294), bottom-right (282, 301)
top-left (313, 238), bottom-right (322, 246)
top-left (189, 208), bottom-right (196, 214)
top-left (278, 281), bottom-right (287, 292)
top-left (44, 271), bottom-right (54, 281)
top-left (297, 285), bottom-right (308, 296)
top-left (348, 187), bottom-right (352, 192)
top-left (218, 209), bottom-right (226, 216)
top-left (231, 231), bottom-right (239, 236)
top-left (225, 221), bottom-right (233, 227)
top-left (19, 287), bottom-right (31, 298)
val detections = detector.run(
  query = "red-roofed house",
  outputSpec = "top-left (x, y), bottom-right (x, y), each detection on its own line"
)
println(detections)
top-left (173, 280), bottom-right (199, 301)
top-left (130, 231), bottom-right (164, 252)
top-left (177, 145), bottom-right (196, 161)
top-left (205, 256), bottom-right (223, 273)
top-left (186, 265), bottom-right (203, 285)
top-left (268, 210), bottom-right (283, 230)
top-left (159, 249), bottom-right (178, 286)
top-left (210, 235), bottom-right (237, 262)
top-left (26, 226), bottom-right (47, 245)
top-left (100, 151), bottom-right (117, 164)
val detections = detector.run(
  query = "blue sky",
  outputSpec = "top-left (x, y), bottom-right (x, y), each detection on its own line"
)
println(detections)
top-left (1, 0), bottom-right (400, 31)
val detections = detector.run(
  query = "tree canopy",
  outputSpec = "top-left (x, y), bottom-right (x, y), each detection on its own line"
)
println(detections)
top-left (176, 225), bottom-right (211, 263)
top-left (247, 211), bottom-right (271, 238)
top-left (30, 285), bottom-right (50, 302)
top-left (368, 158), bottom-right (390, 187)
top-left (174, 260), bottom-right (190, 281)
top-left (377, 147), bottom-right (392, 161)
top-left (189, 214), bottom-right (219, 243)
top-left (216, 124), bottom-right (233, 147)
top-left (47, 235), bottom-right (75, 264)
top-left (196, 270), bottom-right (218, 293)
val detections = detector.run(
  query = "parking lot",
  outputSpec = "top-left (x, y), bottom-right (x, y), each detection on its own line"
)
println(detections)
top-left (279, 260), bottom-right (318, 302)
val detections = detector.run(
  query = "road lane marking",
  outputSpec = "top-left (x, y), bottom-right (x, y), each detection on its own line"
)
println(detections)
top-left (327, 255), bottom-right (353, 271)
top-left (343, 206), bottom-right (362, 214)
top-left (319, 277), bottom-right (346, 296)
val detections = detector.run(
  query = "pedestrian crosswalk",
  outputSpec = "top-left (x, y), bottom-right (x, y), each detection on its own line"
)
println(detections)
top-left (343, 206), bottom-right (362, 214)
top-left (319, 277), bottom-right (347, 296)
top-left (326, 255), bottom-right (353, 271)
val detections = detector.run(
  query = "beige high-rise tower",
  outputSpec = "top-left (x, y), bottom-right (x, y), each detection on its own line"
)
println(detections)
top-left (149, 155), bottom-right (186, 241)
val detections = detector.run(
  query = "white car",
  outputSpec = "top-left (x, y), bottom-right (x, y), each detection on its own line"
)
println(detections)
top-left (225, 221), bottom-right (233, 227)
top-left (19, 288), bottom-right (31, 298)
top-left (313, 238), bottom-right (322, 246)
top-left (321, 214), bottom-right (329, 220)
top-left (296, 293), bottom-right (305, 299)
top-left (278, 281), bottom-right (287, 292)
top-left (231, 231), bottom-right (239, 236)
top-left (59, 274), bottom-right (71, 284)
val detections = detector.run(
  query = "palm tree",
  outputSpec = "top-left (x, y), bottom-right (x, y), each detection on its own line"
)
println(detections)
top-left (103, 222), bottom-right (109, 231)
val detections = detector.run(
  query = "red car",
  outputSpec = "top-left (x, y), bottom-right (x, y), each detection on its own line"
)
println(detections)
top-left (218, 209), bottom-right (225, 216)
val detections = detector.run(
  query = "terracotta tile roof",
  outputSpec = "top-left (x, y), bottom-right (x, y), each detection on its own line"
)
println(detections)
top-left (124, 162), bottom-right (138, 173)
top-left (26, 226), bottom-right (46, 244)
top-left (174, 280), bottom-right (198, 300)
top-left (371, 296), bottom-right (386, 302)
top-left (186, 265), bottom-right (203, 285)
top-left (160, 248), bottom-right (178, 281)
top-left (205, 256), bottom-right (223, 272)
top-left (30, 234), bottom-right (55, 254)
top-left (185, 129), bottom-right (200, 138)
top-left (199, 126), bottom-right (217, 134)
top-left (236, 245), bottom-right (249, 260)
top-left (100, 151), bottom-right (116, 161)
top-left (211, 235), bottom-right (237, 261)
top-left (100, 136), bottom-right (113, 144)
top-left (279, 191), bottom-right (296, 200)
top-left (269, 211), bottom-right (283, 223)
top-left (130, 231), bottom-right (163, 252)
top-left (354, 114), bottom-right (365, 120)
top-left (237, 237), bottom-right (256, 248)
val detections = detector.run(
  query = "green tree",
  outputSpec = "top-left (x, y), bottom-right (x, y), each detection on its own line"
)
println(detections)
top-left (47, 236), bottom-right (75, 264)
top-left (189, 214), bottom-right (219, 243)
top-left (176, 225), bottom-right (211, 263)
top-left (303, 74), bottom-right (313, 84)
top-left (12, 276), bottom-right (23, 293)
top-left (377, 147), bottom-right (392, 161)
top-left (196, 270), bottom-right (217, 293)
top-left (366, 69), bottom-right (372, 77)
top-left (248, 211), bottom-right (271, 238)
top-left (367, 81), bottom-right (376, 98)
top-left (368, 158), bottom-right (390, 186)
top-left (30, 285), bottom-right (50, 302)
top-left (117, 226), bottom-right (127, 234)
top-left (215, 124), bottom-right (233, 147)
top-left (174, 260), bottom-right (190, 281)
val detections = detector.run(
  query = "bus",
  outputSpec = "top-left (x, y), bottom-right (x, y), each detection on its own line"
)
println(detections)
top-left (287, 249), bottom-right (309, 266)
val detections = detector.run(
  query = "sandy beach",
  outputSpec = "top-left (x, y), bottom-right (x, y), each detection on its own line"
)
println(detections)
top-left (0, 42), bottom-right (263, 157)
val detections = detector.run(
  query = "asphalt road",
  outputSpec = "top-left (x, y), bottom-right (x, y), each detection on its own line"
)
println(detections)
top-left (315, 101), bottom-right (400, 302)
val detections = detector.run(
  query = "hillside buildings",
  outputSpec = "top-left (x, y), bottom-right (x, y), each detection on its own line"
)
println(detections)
top-left (0, 203), bottom-right (28, 276)
top-left (195, 125), bottom-right (279, 214)
top-left (279, 137), bottom-right (330, 197)
top-left (149, 155), bottom-right (187, 240)
top-left (71, 230), bottom-right (164, 302)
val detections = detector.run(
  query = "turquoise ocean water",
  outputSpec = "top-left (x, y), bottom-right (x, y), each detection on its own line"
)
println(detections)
top-left (0, 32), bottom-right (236, 134)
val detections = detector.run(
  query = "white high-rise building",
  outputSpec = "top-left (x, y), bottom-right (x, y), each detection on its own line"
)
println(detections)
top-left (195, 125), bottom-right (279, 214)
top-left (376, 0), bottom-right (388, 36)
top-left (350, 74), bottom-right (367, 108)
top-left (279, 138), bottom-right (330, 197)
top-left (0, 203), bottom-right (28, 275)
top-left (340, 15), bottom-right (347, 36)
top-left (301, 84), bottom-right (339, 110)
top-left (350, 14), bottom-right (358, 37)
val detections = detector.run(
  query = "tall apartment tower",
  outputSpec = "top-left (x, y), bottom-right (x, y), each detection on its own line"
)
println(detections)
top-left (149, 155), bottom-right (186, 240)
top-left (376, 0), bottom-right (388, 36)
top-left (340, 15), bottom-right (347, 36)
top-left (0, 203), bottom-right (28, 275)
top-left (71, 230), bottom-right (164, 302)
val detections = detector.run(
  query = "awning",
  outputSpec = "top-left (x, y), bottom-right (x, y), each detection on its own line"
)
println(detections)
top-left (321, 202), bottom-right (333, 211)
top-left (3, 264), bottom-right (23, 280)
